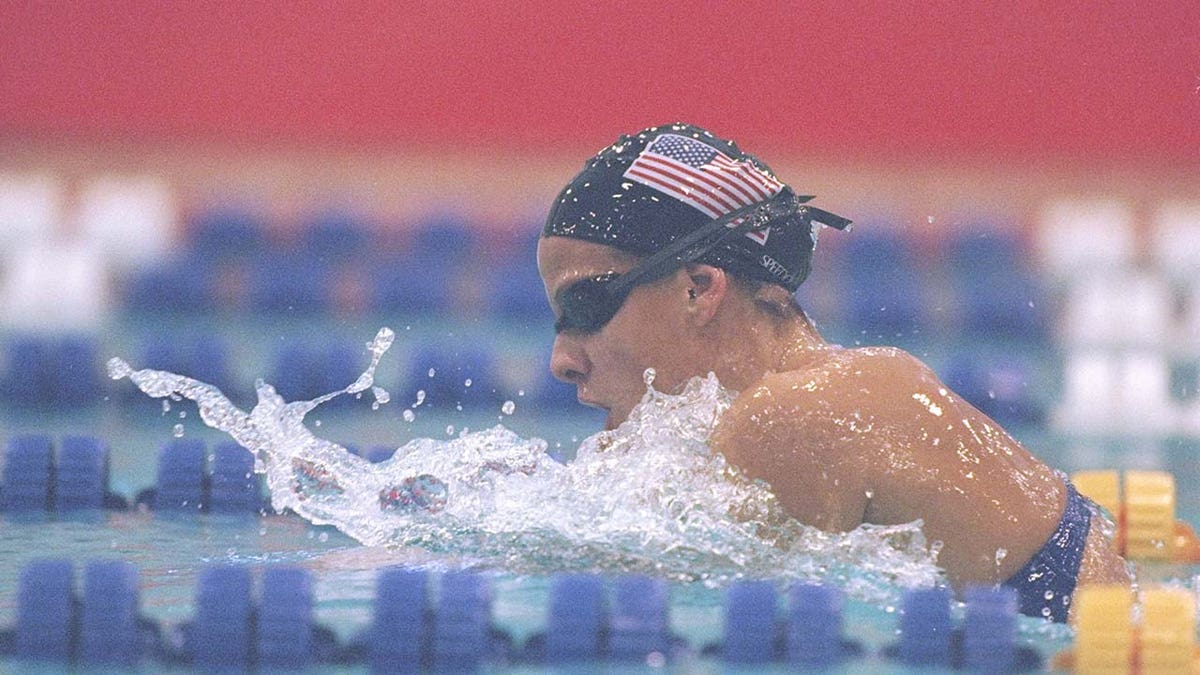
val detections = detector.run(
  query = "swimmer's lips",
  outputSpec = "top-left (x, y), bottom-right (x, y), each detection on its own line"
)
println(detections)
top-left (578, 396), bottom-right (617, 430)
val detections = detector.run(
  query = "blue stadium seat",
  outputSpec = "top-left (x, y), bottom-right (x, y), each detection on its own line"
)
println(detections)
top-left (123, 258), bottom-right (216, 315)
top-left (403, 345), bottom-right (504, 409)
top-left (2, 434), bottom-right (55, 511)
top-left (302, 211), bottom-right (372, 261)
top-left (489, 260), bottom-right (554, 325)
top-left (135, 334), bottom-right (233, 395)
top-left (955, 271), bottom-right (1049, 342)
top-left (53, 335), bottom-right (104, 406)
top-left (411, 213), bottom-right (477, 263)
top-left (942, 354), bottom-right (1046, 428)
top-left (189, 208), bottom-right (267, 261)
top-left (270, 340), bottom-right (363, 405)
top-left (532, 366), bottom-right (578, 411)
top-left (1, 336), bottom-right (53, 407)
top-left (55, 435), bottom-right (108, 511)
top-left (247, 253), bottom-right (333, 314)
top-left (371, 259), bottom-right (455, 316)
top-left (943, 226), bottom-right (1024, 276)
top-left (829, 224), bottom-right (928, 339)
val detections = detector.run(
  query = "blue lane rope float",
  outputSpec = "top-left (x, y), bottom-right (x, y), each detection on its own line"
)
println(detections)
top-left (79, 560), bottom-right (141, 667)
top-left (367, 567), bottom-right (431, 672)
top-left (187, 565), bottom-right (254, 669)
top-left (897, 586), bottom-right (955, 667)
top-left (433, 571), bottom-right (498, 669)
top-left (787, 583), bottom-right (856, 668)
top-left (962, 585), bottom-right (1019, 672)
top-left (719, 580), bottom-right (780, 664)
top-left (0, 559), bottom-right (1049, 672)
top-left (543, 573), bottom-right (606, 662)
top-left (15, 559), bottom-right (74, 660)
top-left (257, 566), bottom-right (314, 669)
top-left (609, 574), bottom-right (673, 661)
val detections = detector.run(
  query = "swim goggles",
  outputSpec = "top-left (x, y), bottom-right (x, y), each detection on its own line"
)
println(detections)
top-left (552, 189), bottom-right (851, 334)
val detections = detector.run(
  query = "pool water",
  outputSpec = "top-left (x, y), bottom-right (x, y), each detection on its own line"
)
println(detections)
top-left (2, 322), bottom-right (1199, 673)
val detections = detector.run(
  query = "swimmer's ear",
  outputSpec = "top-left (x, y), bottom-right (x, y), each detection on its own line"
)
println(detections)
top-left (683, 263), bottom-right (727, 326)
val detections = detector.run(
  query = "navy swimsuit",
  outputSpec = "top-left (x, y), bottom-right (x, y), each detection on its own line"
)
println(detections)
top-left (1001, 481), bottom-right (1093, 622)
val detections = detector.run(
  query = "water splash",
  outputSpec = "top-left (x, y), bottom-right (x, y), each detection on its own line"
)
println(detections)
top-left (109, 327), bottom-right (942, 602)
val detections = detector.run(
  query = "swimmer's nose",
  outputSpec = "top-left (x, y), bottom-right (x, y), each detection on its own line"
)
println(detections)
top-left (550, 333), bottom-right (589, 384)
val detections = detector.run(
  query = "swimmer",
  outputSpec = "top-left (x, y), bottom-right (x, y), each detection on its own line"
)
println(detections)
top-left (536, 123), bottom-right (1129, 621)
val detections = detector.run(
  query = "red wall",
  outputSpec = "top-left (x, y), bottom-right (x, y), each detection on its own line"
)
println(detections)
top-left (2, 2), bottom-right (1197, 165)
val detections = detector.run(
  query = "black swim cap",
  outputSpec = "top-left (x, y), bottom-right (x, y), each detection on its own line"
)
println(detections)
top-left (542, 122), bottom-right (850, 292)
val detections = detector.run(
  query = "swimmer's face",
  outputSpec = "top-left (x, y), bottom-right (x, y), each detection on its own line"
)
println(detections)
top-left (537, 236), bottom-right (701, 430)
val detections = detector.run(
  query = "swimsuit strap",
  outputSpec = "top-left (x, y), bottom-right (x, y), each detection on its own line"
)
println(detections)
top-left (1001, 481), bottom-right (1092, 622)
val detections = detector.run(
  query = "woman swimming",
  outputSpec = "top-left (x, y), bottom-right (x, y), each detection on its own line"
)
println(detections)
top-left (536, 122), bottom-right (1130, 621)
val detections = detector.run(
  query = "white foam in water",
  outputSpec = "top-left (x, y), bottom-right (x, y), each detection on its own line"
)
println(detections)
top-left (108, 327), bottom-right (942, 602)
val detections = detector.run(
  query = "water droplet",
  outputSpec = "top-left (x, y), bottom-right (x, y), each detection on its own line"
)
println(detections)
top-left (643, 368), bottom-right (657, 386)
top-left (105, 357), bottom-right (133, 380)
top-left (428, 368), bottom-right (436, 378)
top-left (162, 400), bottom-right (171, 414)
top-left (464, 378), bottom-right (473, 387)
top-left (1043, 590), bottom-right (1055, 601)
top-left (172, 423), bottom-right (184, 437)
top-left (414, 390), bottom-right (426, 407)
top-left (445, 425), bottom-right (455, 436)
top-left (179, 410), bottom-right (187, 419)
top-left (318, 531), bottom-right (329, 543)
top-left (501, 400), bottom-right (516, 415)
top-left (517, 389), bottom-right (525, 397)
top-left (372, 386), bottom-right (390, 405)
top-left (995, 548), bottom-right (1008, 565)
top-left (402, 409), bottom-right (415, 423)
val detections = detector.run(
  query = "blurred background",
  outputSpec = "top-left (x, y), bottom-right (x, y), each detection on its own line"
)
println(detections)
top-left (0, 2), bottom-right (1197, 492)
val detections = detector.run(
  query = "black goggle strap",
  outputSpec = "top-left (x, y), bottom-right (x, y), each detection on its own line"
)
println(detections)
top-left (604, 189), bottom-right (802, 300)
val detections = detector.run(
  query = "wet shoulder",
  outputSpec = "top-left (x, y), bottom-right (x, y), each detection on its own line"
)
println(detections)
top-left (720, 345), bottom-right (943, 442)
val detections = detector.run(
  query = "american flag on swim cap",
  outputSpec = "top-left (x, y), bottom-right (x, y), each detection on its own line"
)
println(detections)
top-left (623, 133), bottom-right (784, 244)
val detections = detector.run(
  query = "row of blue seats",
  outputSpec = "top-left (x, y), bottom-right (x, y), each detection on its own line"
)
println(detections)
top-left (123, 250), bottom-right (1050, 342)
top-left (0, 334), bottom-right (1048, 427)
top-left (130, 210), bottom-right (1054, 341)
top-left (0, 334), bottom-right (576, 412)
top-left (1, 559), bottom-right (1040, 671)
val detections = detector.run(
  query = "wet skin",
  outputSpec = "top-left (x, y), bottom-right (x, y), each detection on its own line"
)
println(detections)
top-left (538, 236), bottom-right (1130, 589)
